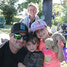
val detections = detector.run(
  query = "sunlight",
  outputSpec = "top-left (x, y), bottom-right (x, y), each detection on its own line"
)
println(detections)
top-left (18, 0), bottom-right (26, 4)
top-left (53, 0), bottom-right (64, 4)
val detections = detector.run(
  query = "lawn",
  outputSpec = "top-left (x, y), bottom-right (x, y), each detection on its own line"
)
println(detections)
top-left (0, 25), bottom-right (12, 34)
top-left (0, 24), bottom-right (67, 67)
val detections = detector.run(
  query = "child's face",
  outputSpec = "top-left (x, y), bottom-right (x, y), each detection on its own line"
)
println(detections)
top-left (35, 27), bottom-right (48, 39)
top-left (26, 41), bottom-right (38, 52)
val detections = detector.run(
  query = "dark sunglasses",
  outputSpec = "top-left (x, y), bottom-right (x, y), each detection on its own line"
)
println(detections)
top-left (14, 34), bottom-right (28, 40)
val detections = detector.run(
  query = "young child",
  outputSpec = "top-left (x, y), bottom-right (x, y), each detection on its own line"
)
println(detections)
top-left (18, 32), bottom-right (44, 67)
top-left (31, 20), bottom-right (64, 67)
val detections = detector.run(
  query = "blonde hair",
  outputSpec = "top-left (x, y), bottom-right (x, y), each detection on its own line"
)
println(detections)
top-left (47, 26), bottom-right (52, 36)
top-left (28, 2), bottom-right (39, 14)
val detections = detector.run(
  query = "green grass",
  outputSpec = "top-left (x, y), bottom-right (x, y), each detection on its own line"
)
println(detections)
top-left (61, 61), bottom-right (67, 67)
top-left (0, 25), bottom-right (12, 34)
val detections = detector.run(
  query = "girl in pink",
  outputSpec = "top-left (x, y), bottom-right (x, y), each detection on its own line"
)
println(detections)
top-left (31, 20), bottom-right (64, 67)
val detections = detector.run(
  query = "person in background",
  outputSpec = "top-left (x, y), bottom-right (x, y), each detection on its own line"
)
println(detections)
top-left (0, 23), bottom-right (28, 67)
top-left (31, 20), bottom-right (64, 67)
top-left (19, 2), bottom-right (39, 32)
top-left (18, 32), bottom-right (44, 67)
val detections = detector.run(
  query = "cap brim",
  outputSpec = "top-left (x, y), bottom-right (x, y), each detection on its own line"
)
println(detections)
top-left (33, 26), bottom-right (45, 32)
top-left (14, 30), bottom-right (28, 33)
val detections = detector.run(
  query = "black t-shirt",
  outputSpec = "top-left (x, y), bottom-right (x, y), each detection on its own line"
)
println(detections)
top-left (23, 51), bottom-right (44, 67)
top-left (0, 41), bottom-right (28, 67)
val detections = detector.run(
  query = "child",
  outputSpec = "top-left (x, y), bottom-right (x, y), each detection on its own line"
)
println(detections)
top-left (18, 32), bottom-right (44, 67)
top-left (31, 20), bottom-right (64, 67)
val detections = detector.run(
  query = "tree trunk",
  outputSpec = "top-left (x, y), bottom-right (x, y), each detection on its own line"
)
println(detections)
top-left (43, 0), bottom-right (52, 27)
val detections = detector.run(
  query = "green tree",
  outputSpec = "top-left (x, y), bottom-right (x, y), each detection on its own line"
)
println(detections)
top-left (8, 0), bottom-right (19, 5)
top-left (0, 0), bottom-right (18, 24)
top-left (1, 4), bottom-right (17, 24)
top-left (62, 4), bottom-right (67, 23)
top-left (52, 4), bottom-right (62, 17)
top-left (52, 4), bottom-right (63, 25)
top-left (52, 4), bottom-right (67, 25)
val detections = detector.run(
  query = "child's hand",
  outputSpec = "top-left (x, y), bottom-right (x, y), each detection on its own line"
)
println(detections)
top-left (18, 62), bottom-right (25, 67)
top-left (56, 36), bottom-right (61, 45)
top-left (56, 36), bottom-right (64, 47)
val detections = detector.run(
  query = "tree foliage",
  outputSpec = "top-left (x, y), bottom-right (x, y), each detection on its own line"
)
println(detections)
top-left (52, 3), bottom-right (67, 25)
top-left (0, 0), bottom-right (18, 24)
top-left (52, 4), bottom-right (63, 25)
top-left (52, 4), bottom-right (63, 17)
top-left (62, 4), bottom-right (67, 23)
top-left (8, 0), bottom-right (19, 5)
top-left (1, 4), bottom-right (17, 24)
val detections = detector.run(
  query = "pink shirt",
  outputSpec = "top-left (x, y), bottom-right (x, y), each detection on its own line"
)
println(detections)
top-left (38, 39), bottom-right (61, 67)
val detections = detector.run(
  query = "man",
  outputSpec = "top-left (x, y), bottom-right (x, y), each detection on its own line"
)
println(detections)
top-left (0, 23), bottom-right (28, 67)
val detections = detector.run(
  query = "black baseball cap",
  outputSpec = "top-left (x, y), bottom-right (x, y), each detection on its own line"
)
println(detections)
top-left (11, 23), bottom-right (28, 33)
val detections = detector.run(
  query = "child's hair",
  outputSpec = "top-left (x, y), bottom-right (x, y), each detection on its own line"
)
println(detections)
top-left (27, 32), bottom-right (40, 45)
top-left (28, 2), bottom-right (39, 14)
top-left (47, 26), bottom-right (52, 36)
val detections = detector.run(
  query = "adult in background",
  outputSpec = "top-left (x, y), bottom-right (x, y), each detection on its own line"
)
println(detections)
top-left (19, 2), bottom-right (39, 32)
top-left (0, 23), bottom-right (28, 67)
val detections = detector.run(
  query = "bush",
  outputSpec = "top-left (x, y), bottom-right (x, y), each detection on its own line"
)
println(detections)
top-left (1, 4), bottom-right (17, 24)
top-left (12, 16), bottom-right (22, 24)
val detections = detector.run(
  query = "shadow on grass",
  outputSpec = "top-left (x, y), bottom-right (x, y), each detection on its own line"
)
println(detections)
top-left (0, 25), bottom-right (12, 34)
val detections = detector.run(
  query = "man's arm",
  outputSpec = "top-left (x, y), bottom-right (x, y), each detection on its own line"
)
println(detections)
top-left (0, 46), bottom-right (4, 67)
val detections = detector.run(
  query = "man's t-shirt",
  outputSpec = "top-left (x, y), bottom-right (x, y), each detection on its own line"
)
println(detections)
top-left (0, 41), bottom-right (28, 67)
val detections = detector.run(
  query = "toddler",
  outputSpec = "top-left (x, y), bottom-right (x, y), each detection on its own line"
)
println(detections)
top-left (18, 32), bottom-right (44, 67)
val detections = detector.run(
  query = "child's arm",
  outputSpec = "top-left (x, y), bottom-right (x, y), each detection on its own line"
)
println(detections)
top-left (56, 36), bottom-right (64, 62)
top-left (18, 62), bottom-right (25, 67)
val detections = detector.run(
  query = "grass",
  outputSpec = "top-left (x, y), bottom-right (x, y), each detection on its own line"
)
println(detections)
top-left (0, 25), bottom-right (12, 34)
top-left (0, 24), bottom-right (67, 67)
top-left (61, 61), bottom-right (67, 67)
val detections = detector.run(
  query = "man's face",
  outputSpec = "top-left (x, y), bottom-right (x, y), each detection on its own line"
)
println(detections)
top-left (10, 32), bottom-right (27, 50)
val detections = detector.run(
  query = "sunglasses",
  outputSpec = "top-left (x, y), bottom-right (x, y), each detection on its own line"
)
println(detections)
top-left (14, 34), bottom-right (28, 40)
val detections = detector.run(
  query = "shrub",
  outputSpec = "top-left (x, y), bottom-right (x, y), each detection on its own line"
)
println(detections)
top-left (1, 4), bottom-right (17, 24)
